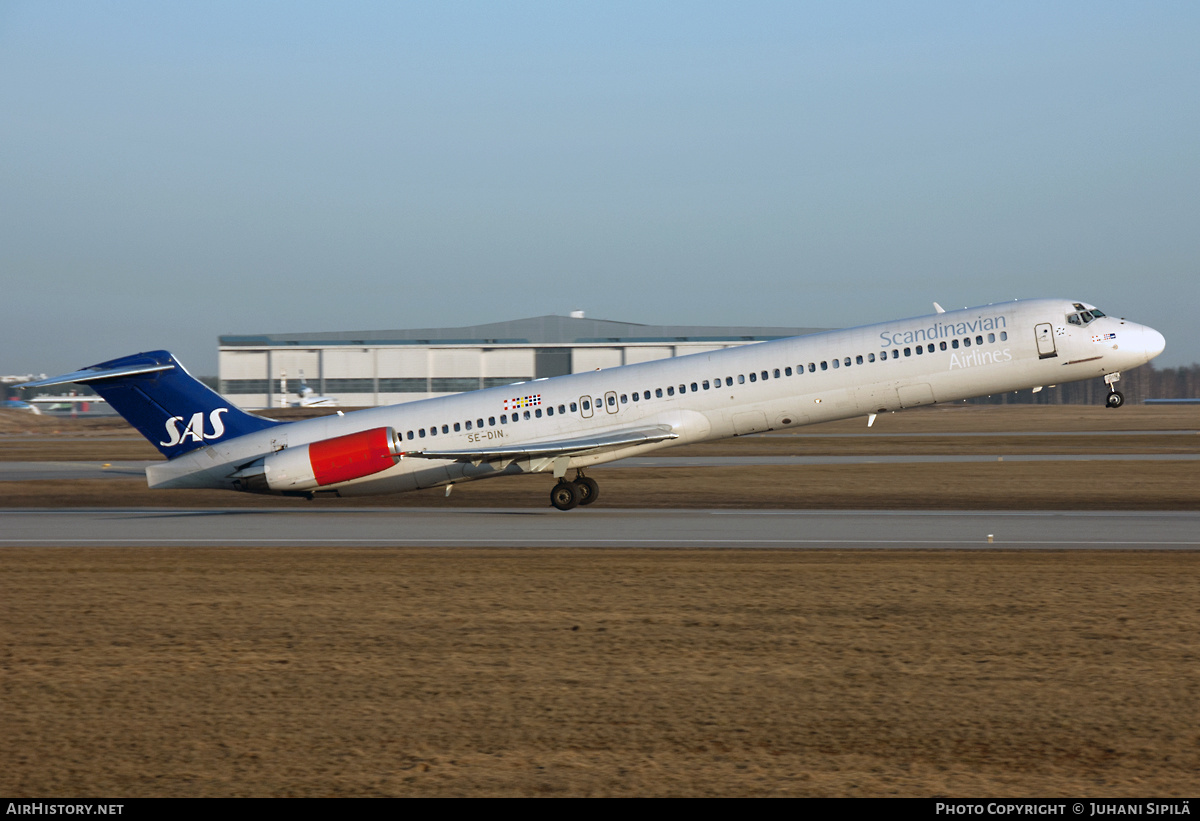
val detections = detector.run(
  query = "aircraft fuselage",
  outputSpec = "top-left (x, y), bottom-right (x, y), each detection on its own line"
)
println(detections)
top-left (143, 298), bottom-right (1165, 499)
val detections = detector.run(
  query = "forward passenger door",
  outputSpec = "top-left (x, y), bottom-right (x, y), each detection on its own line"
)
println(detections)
top-left (1035, 323), bottom-right (1057, 358)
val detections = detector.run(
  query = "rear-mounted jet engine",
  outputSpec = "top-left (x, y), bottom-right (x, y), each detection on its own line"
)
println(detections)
top-left (233, 427), bottom-right (403, 493)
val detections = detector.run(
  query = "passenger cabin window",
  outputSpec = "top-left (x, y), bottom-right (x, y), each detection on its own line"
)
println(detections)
top-left (749, 372), bottom-right (757, 382)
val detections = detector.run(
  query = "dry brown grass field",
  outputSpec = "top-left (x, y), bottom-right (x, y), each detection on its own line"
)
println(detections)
top-left (3, 549), bottom-right (1198, 797)
top-left (1, 405), bottom-right (1198, 796)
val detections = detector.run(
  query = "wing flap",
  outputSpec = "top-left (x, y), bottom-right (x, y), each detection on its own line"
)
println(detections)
top-left (405, 424), bottom-right (677, 464)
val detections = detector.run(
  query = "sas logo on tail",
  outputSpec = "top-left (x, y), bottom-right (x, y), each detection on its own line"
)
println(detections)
top-left (160, 408), bottom-right (229, 447)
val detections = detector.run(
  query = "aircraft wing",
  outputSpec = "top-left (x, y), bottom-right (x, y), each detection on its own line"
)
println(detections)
top-left (404, 424), bottom-right (678, 466)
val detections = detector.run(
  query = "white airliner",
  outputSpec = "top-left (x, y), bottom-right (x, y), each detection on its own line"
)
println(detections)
top-left (23, 299), bottom-right (1164, 509)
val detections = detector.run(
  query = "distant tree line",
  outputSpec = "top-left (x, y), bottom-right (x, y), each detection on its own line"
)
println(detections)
top-left (966, 363), bottom-right (1200, 405)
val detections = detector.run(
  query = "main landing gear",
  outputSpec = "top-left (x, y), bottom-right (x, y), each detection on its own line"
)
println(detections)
top-left (550, 471), bottom-right (600, 511)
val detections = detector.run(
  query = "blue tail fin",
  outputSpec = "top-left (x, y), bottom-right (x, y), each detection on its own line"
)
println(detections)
top-left (22, 350), bottom-right (280, 459)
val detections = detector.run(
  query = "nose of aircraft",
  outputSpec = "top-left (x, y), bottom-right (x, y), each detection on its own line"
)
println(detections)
top-left (1144, 326), bottom-right (1166, 360)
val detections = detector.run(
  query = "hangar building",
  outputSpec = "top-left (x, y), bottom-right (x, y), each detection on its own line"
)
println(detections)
top-left (218, 315), bottom-right (827, 408)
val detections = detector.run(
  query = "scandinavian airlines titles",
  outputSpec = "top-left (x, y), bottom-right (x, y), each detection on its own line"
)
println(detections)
top-left (160, 408), bottom-right (229, 447)
top-left (879, 313), bottom-right (1009, 348)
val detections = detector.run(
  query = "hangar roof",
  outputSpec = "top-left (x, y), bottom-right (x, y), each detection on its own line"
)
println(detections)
top-left (221, 315), bottom-right (828, 347)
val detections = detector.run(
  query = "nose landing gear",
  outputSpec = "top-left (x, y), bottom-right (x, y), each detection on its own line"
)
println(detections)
top-left (1103, 372), bottom-right (1124, 408)
top-left (550, 471), bottom-right (600, 510)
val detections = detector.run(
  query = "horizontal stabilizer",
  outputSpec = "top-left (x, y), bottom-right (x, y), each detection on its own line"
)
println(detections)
top-left (21, 362), bottom-right (174, 389)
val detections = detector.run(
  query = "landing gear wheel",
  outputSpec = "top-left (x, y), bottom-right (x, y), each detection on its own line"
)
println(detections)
top-left (551, 480), bottom-right (581, 511)
top-left (1106, 390), bottom-right (1125, 409)
top-left (574, 476), bottom-right (600, 506)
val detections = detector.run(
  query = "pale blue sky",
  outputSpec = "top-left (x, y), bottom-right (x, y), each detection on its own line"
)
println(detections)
top-left (2, 1), bottom-right (1197, 375)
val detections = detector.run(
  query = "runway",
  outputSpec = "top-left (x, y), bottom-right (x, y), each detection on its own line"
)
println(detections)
top-left (3, 508), bottom-right (1198, 548)
top-left (3, 451), bottom-right (1199, 481)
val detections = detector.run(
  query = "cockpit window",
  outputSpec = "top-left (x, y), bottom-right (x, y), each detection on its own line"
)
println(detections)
top-left (1066, 307), bottom-right (1105, 326)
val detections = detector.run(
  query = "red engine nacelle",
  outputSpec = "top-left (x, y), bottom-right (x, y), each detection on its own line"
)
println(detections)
top-left (263, 427), bottom-right (402, 491)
